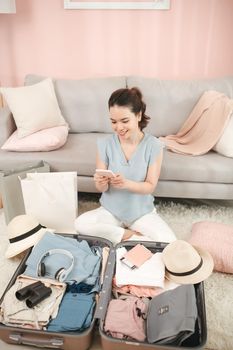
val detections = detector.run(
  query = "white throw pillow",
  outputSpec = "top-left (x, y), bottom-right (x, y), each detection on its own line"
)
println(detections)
top-left (0, 78), bottom-right (67, 138)
top-left (213, 115), bottom-right (233, 157)
top-left (1, 125), bottom-right (69, 152)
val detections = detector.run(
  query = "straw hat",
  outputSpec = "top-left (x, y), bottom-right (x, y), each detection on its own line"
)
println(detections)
top-left (5, 214), bottom-right (53, 259)
top-left (162, 240), bottom-right (214, 284)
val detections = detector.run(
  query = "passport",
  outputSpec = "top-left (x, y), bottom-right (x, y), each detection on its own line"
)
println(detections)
top-left (120, 244), bottom-right (153, 269)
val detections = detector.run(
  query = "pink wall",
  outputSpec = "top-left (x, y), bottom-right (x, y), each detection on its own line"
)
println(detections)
top-left (0, 0), bottom-right (233, 86)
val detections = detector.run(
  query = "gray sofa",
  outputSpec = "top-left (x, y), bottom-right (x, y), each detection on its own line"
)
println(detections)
top-left (1, 74), bottom-right (233, 200)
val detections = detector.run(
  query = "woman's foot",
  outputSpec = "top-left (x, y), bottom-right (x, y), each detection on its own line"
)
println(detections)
top-left (122, 229), bottom-right (142, 241)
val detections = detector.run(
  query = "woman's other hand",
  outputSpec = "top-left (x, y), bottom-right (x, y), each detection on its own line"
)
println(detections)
top-left (110, 174), bottom-right (128, 189)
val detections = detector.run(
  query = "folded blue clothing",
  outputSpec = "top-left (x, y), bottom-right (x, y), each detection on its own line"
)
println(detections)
top-left (24, 232), bottom-right (101, 285)
top-left (67, 282), bottom-right (94, 294)
top-left (47, 293), bottom-right (96, 332)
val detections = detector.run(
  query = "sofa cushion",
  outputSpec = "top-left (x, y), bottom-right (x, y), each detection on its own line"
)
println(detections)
top-left (213, 114), bottom-right (233, 157)
top-left (1, 125), bottom-right (69, 152)
top-left (127, 76), bottom-right (233, 137)
top-left (0, 133), bottom-right (98, 174)
top-left (0, 78), bottom-right (67, 138)
top-left (161, 148), bottom-right (233, 183)
top-left (25, 75), bottom-right (127, 133)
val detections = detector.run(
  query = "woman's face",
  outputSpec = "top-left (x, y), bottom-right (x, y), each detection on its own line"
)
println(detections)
top-left (109, 105), bottom-right (141, 141)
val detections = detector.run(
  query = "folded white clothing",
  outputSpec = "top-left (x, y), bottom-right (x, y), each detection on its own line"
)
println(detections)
top-left (115, 247), bottom-right (165, 288)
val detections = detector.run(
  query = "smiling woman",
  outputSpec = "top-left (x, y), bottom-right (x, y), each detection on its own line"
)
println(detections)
top-left (63, 0), bottom-right (170, 10)
top-left (74, 87), bottom-right (177, 245)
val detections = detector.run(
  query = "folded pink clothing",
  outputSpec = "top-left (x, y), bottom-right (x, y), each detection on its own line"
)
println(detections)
top-left (104, 297), bottom-right (147, 341)
top-left (112, 277), bottom-right (163, 298)
top-left (189, 221), bottom-right (233, 273)
top-left (160, 90), bottom-right (233, 155)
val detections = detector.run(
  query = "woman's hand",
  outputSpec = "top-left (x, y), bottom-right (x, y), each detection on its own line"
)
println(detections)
top-left (110, 174), bottom-right (129, 189)
top-left (94, 173), bottom-right (110, 192)
top-left (94, 173), bottom-right (110, 186)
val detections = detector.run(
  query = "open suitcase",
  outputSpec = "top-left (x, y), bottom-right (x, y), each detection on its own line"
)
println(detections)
top-left (0, 238), bottom-right (207, 350)
top-left (96, 240), bottom-right (207, 350)
top-left (0, 233), bottom-right (113, 350)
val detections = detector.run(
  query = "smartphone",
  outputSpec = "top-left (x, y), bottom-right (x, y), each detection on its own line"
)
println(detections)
top-left (95, 169), bottom-right (116, 178)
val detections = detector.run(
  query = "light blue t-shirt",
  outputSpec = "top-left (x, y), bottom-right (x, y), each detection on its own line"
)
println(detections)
top-left (97, 133), bottom-right (163, 225)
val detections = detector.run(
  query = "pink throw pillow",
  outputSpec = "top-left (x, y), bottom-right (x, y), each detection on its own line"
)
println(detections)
top-left (1, 125), bottom-right (69, 152)
top-left (189, 221), bottom-right (233, 273)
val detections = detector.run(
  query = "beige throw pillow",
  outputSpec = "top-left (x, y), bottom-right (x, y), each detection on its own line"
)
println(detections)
top-left (0, 78), bottom-right (67, 138)
top-left (213, 114), bottom-right (233, 157)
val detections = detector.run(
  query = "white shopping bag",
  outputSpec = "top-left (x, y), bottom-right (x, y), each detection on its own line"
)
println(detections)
top-left (20, 172), bottom-right (78, 233)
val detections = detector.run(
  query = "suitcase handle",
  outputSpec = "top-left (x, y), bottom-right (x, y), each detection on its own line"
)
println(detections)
top-left (9, 333), bottom-right (64, 348)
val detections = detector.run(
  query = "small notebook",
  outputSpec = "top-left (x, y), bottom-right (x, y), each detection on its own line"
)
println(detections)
top-left (120, 244), bottom-right (153, 269)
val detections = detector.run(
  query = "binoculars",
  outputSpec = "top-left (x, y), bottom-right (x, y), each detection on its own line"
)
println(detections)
top-left (15, 281), bottom-right (52, 308)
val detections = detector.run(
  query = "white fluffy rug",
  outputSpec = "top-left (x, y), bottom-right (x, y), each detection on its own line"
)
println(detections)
top-left (1, 195), bottom-right (233, 350)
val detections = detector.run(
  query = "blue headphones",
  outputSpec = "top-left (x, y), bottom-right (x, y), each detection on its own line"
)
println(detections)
top-left (37, 248), bottom-right (74, 283)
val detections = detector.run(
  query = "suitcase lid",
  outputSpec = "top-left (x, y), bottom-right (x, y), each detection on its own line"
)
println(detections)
top-left (94, 247), bottom-right (116, 320)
